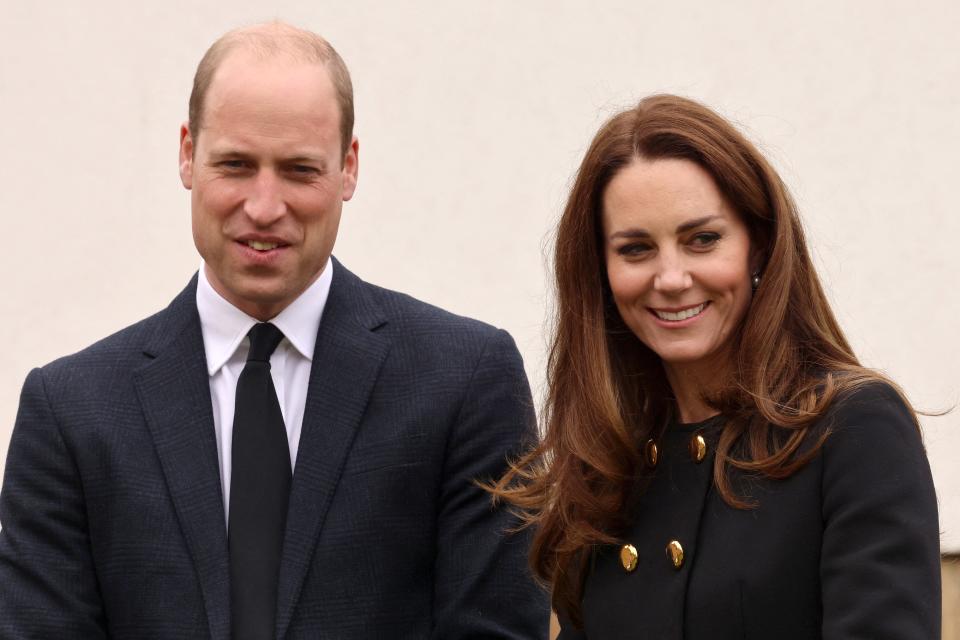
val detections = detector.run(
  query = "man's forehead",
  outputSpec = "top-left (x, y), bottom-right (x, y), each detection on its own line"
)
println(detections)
top-left (219, 45), bottom-right (330, 76)
top-left (200, 54), bottom-right (338, 129)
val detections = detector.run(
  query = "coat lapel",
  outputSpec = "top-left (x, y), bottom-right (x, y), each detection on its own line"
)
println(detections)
top-left (275, 260), bottom-right (390, 639)
top-left (133, 277), bottom-right (231, 640)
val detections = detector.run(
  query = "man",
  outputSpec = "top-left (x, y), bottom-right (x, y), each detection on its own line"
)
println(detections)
top-left (0, 22), bottom-right (548, 639)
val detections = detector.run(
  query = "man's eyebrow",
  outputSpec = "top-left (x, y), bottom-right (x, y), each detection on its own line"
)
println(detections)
top-left (206, 150), bottom-right (328, 166)
top-left (207, 148), bottom-right (250, 159)
top-left (283, 155), bottom-right (327, 166)
top-left (608, 215), bottom-right (722, 240)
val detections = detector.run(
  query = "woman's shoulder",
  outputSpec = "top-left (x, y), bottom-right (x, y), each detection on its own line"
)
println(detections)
top-left (819, 378), bottom-right (919, 444)
top-left (812, 379), bottom-right (940, 638)
top-left (815, 377), bottom-right (932, 500)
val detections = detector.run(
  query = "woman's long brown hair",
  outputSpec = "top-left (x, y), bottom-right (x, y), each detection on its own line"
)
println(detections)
top-left (489, 94), bottom-right (916, 626)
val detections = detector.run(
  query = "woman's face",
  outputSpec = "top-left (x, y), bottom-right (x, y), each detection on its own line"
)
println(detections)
top-left (602, 157), bottom-right (755, 376)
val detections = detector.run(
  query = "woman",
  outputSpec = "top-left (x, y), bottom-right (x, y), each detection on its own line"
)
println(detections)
top-left (492, 95), bottom-right (940, 638)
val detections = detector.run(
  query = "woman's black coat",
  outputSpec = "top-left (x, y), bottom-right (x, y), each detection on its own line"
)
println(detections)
top-left (558, 383), bottom-right (940, 639)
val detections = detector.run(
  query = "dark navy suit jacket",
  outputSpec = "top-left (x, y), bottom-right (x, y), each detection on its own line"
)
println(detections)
top-left (0, 259), bottom-right (549, 639)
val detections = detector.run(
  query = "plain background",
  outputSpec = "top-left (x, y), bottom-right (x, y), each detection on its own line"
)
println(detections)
top-left (1, 1), bottom-right (958, 553)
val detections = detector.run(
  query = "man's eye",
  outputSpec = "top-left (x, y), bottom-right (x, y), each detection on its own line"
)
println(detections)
top-left (290, 165), bottom-right (320, 175)
top-left (690, 232), bottom-right (720, 248)
top-left (219, 160), bottom-right (247, 170)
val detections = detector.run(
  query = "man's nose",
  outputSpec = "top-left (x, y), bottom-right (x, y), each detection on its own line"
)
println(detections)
top-left (653, 253), bottom-right (692, 293)
top-left (243, 171), bottom-right (287, 225)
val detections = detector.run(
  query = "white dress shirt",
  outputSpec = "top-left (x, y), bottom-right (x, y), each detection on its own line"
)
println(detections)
top-left (196, 261), bottom-right (332, 524)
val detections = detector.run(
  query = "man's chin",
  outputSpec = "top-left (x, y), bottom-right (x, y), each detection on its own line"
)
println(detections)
top-left (218, 278), bottom-right (300, 320)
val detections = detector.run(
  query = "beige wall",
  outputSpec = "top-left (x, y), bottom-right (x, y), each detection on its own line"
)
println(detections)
top-left (1, 0), bottom-right (958, 571)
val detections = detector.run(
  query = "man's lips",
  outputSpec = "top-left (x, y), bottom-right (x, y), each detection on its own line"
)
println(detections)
top-left (243, 240), bottom-right (281, 251)
top-left (648, 302), bottom-right (709, 322)
top-left (234, 236), bottom-right (290, 252)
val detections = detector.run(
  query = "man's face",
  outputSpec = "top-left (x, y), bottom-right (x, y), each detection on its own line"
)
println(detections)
top-left (179, 50), bottom-right (358, 320)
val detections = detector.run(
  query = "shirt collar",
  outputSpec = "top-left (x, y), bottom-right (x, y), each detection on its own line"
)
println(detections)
top-left (196, 260), bottom-right (333, 375)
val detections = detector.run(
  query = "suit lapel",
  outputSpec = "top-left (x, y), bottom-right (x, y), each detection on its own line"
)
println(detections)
top-left (275, 260), bottom-right (390, 639)
top-left (133, 277), bottom-right (231, 640)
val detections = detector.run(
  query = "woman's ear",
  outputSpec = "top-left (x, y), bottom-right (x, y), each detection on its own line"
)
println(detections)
top-left (749, 251), bottom-right (764, 278)
top-left (748, 230), bottom-right (768, 278)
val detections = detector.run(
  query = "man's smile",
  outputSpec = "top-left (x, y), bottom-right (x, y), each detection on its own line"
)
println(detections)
top-left (246, 240), bottom-right (280, 251)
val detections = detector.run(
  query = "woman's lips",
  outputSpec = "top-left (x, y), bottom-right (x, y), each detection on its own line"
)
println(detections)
top-left (648, 302), bottom-right (709, 325)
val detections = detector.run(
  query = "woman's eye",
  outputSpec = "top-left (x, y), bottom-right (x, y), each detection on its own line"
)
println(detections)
top-left (690, 232), bottom-right (720, 249)
top-left (617, 242), bottom-right (652, 257)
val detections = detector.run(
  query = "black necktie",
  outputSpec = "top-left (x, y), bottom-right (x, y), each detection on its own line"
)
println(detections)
top-left (229, 322), bottom-right (291, 640)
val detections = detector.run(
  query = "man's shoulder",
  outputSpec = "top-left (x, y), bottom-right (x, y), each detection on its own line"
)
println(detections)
top-left (345, 271), bottom-right (521, 370)
top-left (38, 280), bottom-right (195, 382)
top-left (330, 259), bottom-right (502, 340)
top-left (363, 279), bottom-right (500, 338)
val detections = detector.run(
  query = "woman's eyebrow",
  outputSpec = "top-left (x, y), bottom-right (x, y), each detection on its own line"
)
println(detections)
top-left (609, 214), bottom-right (721, 240)
top-left (609, 228), bottom-right (650, 240)
top-left (676, 214), bottom-right (720, 233)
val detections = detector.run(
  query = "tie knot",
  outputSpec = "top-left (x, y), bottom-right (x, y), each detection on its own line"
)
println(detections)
top-left (246, 323), bottom-right (284, 362)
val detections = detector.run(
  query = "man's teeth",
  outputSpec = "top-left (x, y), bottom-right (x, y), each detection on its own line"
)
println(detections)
top-left (246, 240), bottom-right (279, 251)
top-left (655, 303), bottom-right (706, 322)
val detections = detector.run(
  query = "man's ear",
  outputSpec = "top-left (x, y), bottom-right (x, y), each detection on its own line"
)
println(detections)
top-left (341, 135), bottom-right (359, 202)
top-left (179, 122), bottom-right (194, 190)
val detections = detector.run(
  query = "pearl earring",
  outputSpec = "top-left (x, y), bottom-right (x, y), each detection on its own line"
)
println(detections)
top-left (751, 272), bottom-right (761, 289)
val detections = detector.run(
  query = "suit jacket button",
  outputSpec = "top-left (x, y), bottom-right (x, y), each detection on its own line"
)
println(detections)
top-left (666, 540), bottom-right (684, 569)
top-left (643, 439), bottom-right (659, 468)
top-left (689, 433), bottom-right (707, 463)
top-left (620, 544), bottom-right (638, 572)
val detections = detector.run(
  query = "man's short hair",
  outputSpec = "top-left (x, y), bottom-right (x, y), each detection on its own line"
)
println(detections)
top-left (188, 22), bottom-right (354, 158)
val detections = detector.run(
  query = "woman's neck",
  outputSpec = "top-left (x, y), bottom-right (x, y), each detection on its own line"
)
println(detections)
top-left (663, 356), bottom-right (728, 424)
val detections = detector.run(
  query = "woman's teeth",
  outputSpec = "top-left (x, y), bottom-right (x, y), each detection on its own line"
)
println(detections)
top-left (654, 303), bottom-right (706, 322)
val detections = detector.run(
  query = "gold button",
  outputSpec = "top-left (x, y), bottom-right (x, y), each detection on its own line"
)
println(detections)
top-left (666, 540), bottom-right (684, 569)
top-left (643, 439), bottom-right (659, 468)
top-left (620, 544), bottom-right (638, 572)
top-left (689, 433), bottom-right (707, 463)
